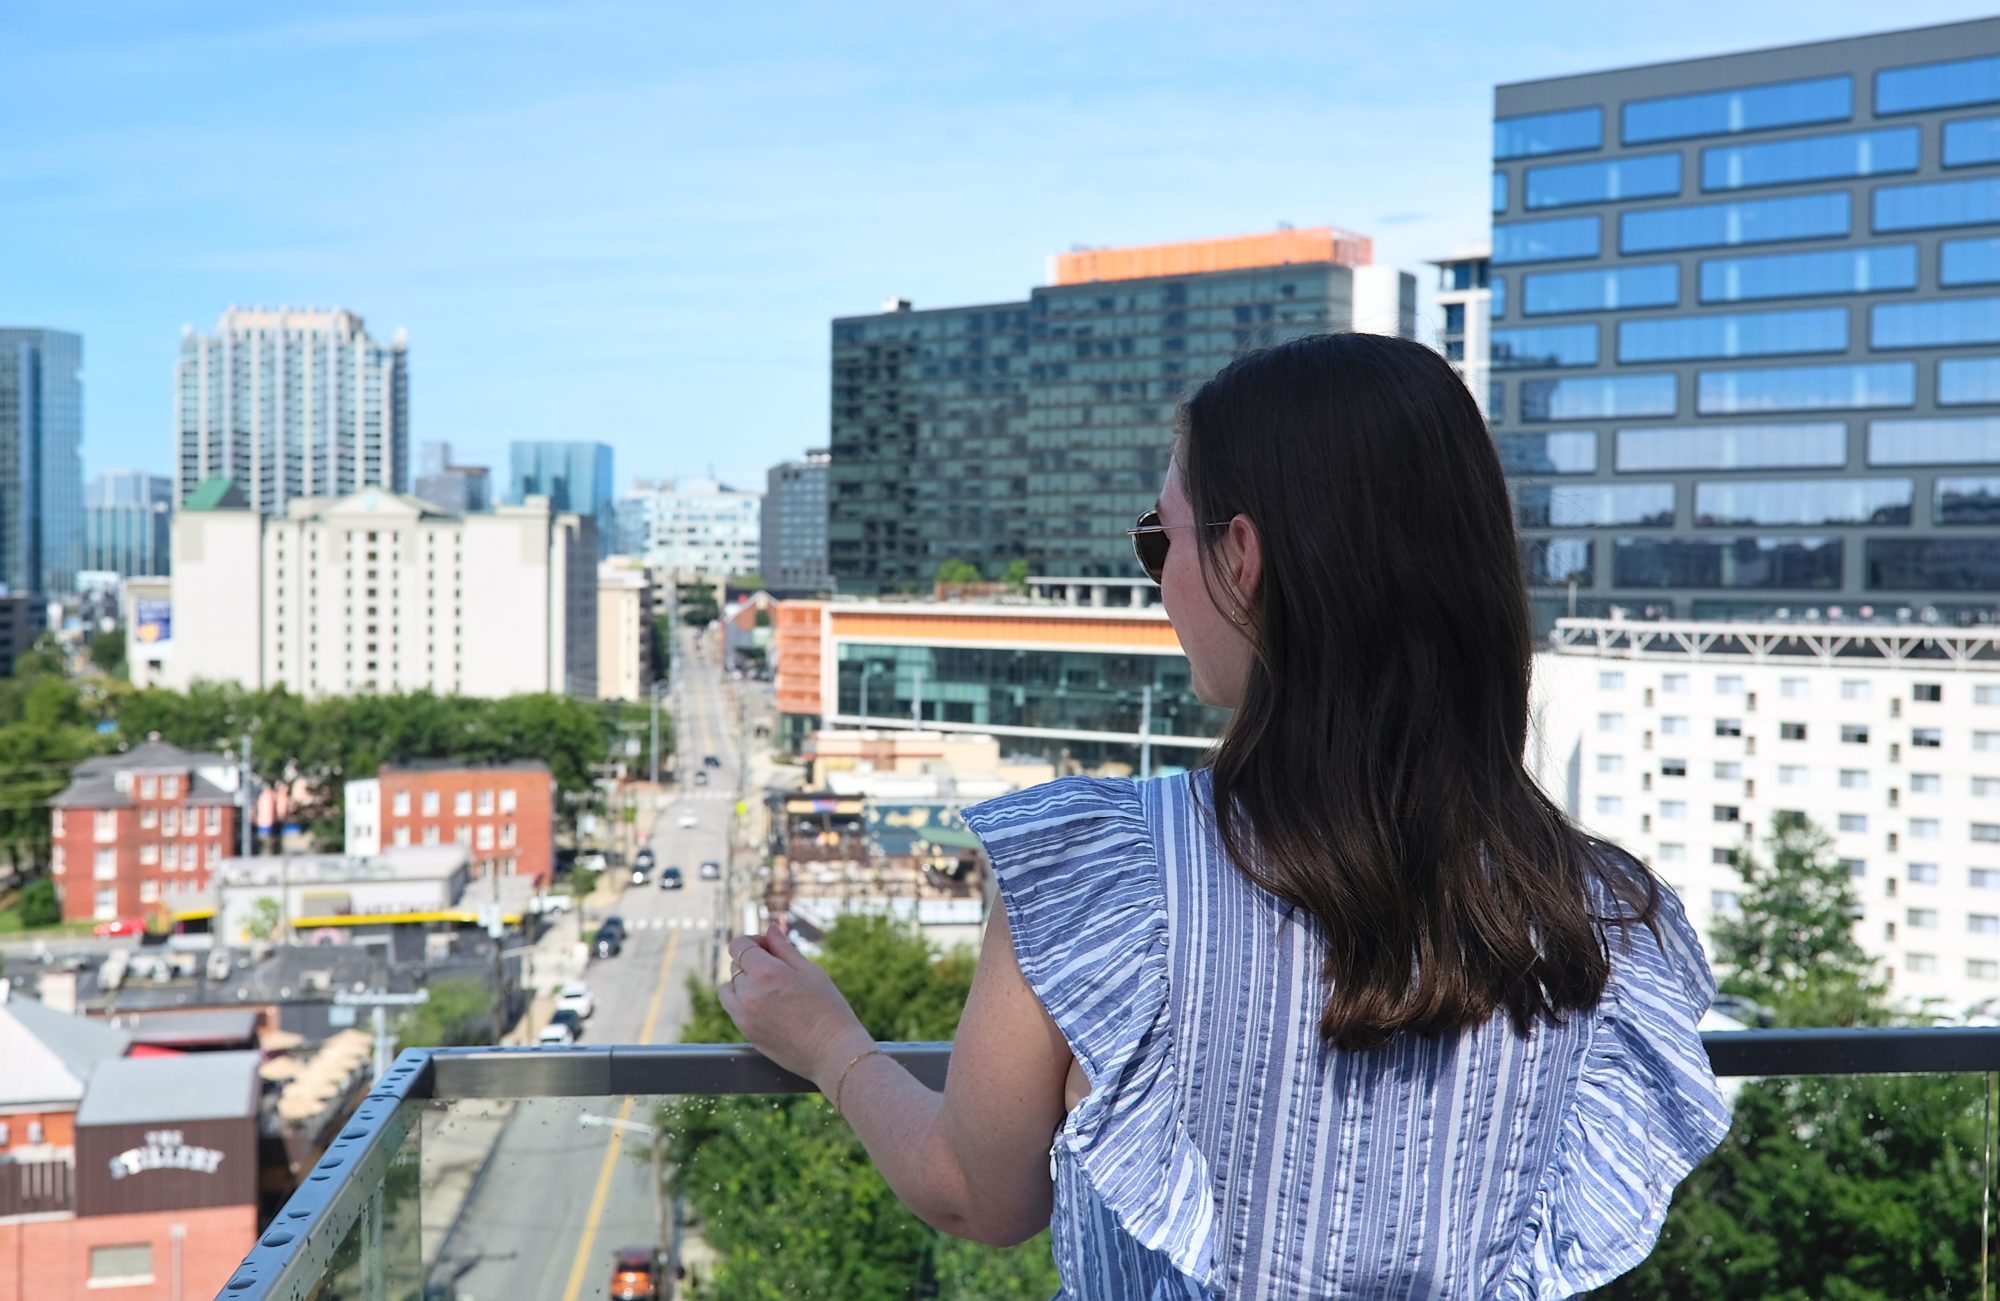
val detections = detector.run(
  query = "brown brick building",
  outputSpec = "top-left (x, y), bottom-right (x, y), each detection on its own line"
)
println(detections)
top-left (48, 741), bottom-right (241, 924)
top-left (345, 760), bottom-right (556, 886)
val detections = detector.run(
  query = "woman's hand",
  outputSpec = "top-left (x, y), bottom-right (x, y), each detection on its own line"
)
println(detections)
top-left (718, 922), bottom-right (874, 1089)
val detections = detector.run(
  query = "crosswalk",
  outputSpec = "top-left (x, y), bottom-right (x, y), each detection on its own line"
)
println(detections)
top-left (672, 789), bottom-right (736, 802)
top-left (630, 916), bottom-right (718, 931)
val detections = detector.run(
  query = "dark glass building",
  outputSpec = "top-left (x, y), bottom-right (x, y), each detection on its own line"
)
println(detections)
top-left (763, 450), bottom-right (831, 593)
top-left (1494, 19), bottom-right (2000, 626)
top-left (0, 328), bottom-right (83, 596)
top-left (829, 232), bottom-right (1416, 592)
top-left (507, 440), bottom-right (614, 558)
top-left (83, 471), bottom-right (172, 579)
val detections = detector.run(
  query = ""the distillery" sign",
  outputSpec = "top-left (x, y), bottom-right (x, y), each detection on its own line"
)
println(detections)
top-left (107, 1130), bottom-right (225, 1180)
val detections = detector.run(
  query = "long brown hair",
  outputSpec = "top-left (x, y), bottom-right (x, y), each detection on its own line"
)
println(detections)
top-left (1177, 332), bottom-right (1658, 1051)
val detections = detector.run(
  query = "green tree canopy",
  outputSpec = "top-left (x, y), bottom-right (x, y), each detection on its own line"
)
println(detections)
top-left (396, 976), bottom-right (496, 1049)
top-left (660, 915), bottom-right (1058, 1299)
top-left (88, 630), bottom-right (126, 676)
top-left (1000, 558), bottom-right (1031, 595)
top-left (934, 558), bottom-right (983, 586)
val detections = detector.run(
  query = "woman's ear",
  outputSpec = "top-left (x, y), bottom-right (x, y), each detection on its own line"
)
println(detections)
top-left (1224, 514), bottom-right (1264, 613)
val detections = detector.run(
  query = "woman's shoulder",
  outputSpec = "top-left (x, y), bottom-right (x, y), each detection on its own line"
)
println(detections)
top-left (961, 775), bottom-right (1154, 894)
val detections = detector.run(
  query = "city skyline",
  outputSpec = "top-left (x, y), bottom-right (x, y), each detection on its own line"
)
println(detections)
top-left (11, 1), bottom-right (2000, 492)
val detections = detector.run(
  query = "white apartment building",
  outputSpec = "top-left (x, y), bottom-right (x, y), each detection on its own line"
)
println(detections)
top-left (1532, 617), bottom-right (2000, 1015)
top-left (597, 557), bottom-right (658, 702)
top-left (1427, 245), bottom-right (1491, 419)
top-left (161, 487), bottom-right (596, 699)
top-left (626, 476), bottom-right (761, 579)
top-left (176, 307), bottom-right (409, 513)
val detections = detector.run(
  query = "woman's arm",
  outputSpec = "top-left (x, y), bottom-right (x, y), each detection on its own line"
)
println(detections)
top-left (720, 903), bottom-right (1072, 1246)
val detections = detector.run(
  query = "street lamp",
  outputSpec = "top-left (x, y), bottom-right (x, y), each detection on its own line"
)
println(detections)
top-left (579, 1111), bottom-right (679, 1297)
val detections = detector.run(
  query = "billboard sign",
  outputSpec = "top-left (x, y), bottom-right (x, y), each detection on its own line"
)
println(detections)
top-left (134, 599), bottom-right (172, 644)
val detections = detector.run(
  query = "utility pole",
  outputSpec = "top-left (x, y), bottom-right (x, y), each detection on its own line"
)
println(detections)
top-left (1139, 684), bottom-right (1153, 780)
top-left (650, 679), bottom-right (664, 787)
top-left (237, 734), bottom-right (254, 857)
top-left (488, 862), bottom-right (507, 1041)
top-left (331, 989), bottom-right (430, 1083)
top-left (912, 663), bottom-right (924, 729)
top-left (578, 1112), bottom-right (678, 1297)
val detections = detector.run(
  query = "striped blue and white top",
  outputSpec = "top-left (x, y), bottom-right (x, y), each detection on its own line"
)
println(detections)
top-left (961, 773), bottom-right (1730, 1300)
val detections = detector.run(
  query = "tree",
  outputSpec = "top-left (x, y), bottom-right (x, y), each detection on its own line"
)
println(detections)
top-left (659, 916), bottom-right (1059, 1299)
top-left (16, 879), bottom-right (60, 928)
top-left (88, 631), bottom-right (126, 677)
top-left (1712, 811), bottom-right (1888, 1028)
top-left (1597, 814), bottom-right (1986, 1300)
top-left (1000, 558), bottom-right (1031, 595)
top-left (243, 896), bottom-right (283, 943)
top-left (396, 977), bottom-right (496, 1049)
top-left (935, 558), bottom-right (983, 586)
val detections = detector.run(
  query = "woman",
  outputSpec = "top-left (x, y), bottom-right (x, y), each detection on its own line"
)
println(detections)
top-left (722, 332), bottom-right (1729, 1298)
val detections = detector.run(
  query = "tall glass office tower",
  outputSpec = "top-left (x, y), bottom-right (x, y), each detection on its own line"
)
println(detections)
top-left (1494, 19), bottom-right (2000, 627)
top-left (176, 308), bottom-right (408, 514)
top-left (0, 329), bottom-right (84, 595)
top-left (507, 441), bottom-right (615, 558)
top-left (84, 471), bottom-right (173, 578)
top-left (830, 229), bottom-right (1416, 593)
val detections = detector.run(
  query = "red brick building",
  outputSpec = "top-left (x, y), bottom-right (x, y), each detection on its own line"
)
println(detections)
top-left (0, 991), bottom-right (261, 1301)
top-left (345, 760), bottom-right (556, 886)
top-left (48, 741), bottom-right (241, 924)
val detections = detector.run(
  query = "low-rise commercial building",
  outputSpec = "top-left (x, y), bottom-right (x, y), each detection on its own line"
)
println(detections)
top-left (1531, 615), bottom-right (2000, 1015)
top-left (158, 482), bottom-right (597, 699)
top-left (209, 845), bottom-right (492, 943)
top-left (344, 761), bottom-right (555, 885)
top-left (47, 741), bottom-right (242, 924)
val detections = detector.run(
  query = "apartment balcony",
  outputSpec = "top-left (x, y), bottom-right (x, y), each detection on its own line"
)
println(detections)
top-left (219, 1030), bottom-right (2000, 1299)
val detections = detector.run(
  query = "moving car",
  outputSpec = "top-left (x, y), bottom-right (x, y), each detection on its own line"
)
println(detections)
top-left (677, 810), bottom-right (699, 829)
top-left (537, 1020), bottom-right (576, 1046)
top-left (93, 917), bottom-right (148, 938)
top-left (635, 848), bottom-right (656, 870)
top-left (659, 866), bottom-right (684, 890)
top-left (609, 1247), bottom-right (660, 1300)
top-left (703, 754), bottom-right (721, 769)
top-left (592, 930), bottom-right (622, 959)
top-left (549, 1008), bottom-right (585, 1041)
top-left (693, 770), bottom-right (708, 787)
top-left (699, 860), bottom-right (721, 881)
top-left (598, 915), bottom-right (628, 940)
top-left (555, 981), bottom-right (595, 1019)
top-left (526, 892), bottom-right (574, 915)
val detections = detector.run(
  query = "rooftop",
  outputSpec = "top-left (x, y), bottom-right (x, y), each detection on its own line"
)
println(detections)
top-left (0, 987), bottom-right (132, 1108)
top-left (75, 1050), bottom-right (260, 1126)
top-left (1051, 226), bottom-right (1373, 285)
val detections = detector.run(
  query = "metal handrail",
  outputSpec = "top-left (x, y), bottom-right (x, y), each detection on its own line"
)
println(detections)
top-left (217, 1029), bottom-right (2000, 1300)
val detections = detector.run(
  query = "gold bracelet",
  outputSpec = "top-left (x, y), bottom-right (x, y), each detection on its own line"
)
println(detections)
top-left (831, 1047), bottom-right (888, 1117)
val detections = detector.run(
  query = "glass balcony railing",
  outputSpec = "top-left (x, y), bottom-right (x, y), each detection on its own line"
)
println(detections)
top-left (219, 1032), bottom-right (2000, 1300)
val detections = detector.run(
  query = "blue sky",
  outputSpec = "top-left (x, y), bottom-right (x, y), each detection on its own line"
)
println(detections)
top-left (8, 1), bottom-right (1997, 491)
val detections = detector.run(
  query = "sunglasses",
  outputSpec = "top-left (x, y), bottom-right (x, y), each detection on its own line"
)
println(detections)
top-left (1126, 510), bottom-right (1229, 584)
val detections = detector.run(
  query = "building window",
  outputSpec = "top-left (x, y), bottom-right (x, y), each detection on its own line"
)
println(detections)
top-left (139, 881), bottom-right (160, 903)
top-left (1662, 716), bottom-right (1689, 735)
top-left (1598, 712), bottom-right (1625, 733)
top-left (93, 848), bottom-right (116, 880)
top-left (423, 791), bottom-right (440, 816)
top-left (1661, 758), bottom-right (1687, 777)
top-left (1779, 676), bottom-right (1809, 699)
top-left (393, 791), bottom-right (411, 816)
top-left (1658, 843), bottom-right (1687, 863)
top-left (162, 807), bottom-right (178, 836)
top-left (1838, 813), bottom-right (1868, 833)
top-left (1625, 74), bottom-right (1851, 144)
top-left (1715, 719), bottom-right (1743, 738)
top-left (1973, 869), bottom-right (2000, 890)
top-left (500, 788), bottom-right (518, 814)
top-left (206, 806), bottom-right (221, 834)
top-left (138, 844), bottom-right (157, 866)
top-left (88, 1244), bottom-right (154, 1285)
top-left (1660, 800), bottom-right (1688, 820)
top-left (1842, 725), bottom-right (1870, 744)
top-left (1597, 754), bottom-right (1625, 774)
top-left (1972, 915), bottom-right (2000, 935)
top-left (1874, 175), bottom-right (2000, 232)
top-left (1700, 245), bottom-right (1917, 304)
top-left (1595, 796), bottom-right (1624, 816)
top-left (1495, 106), bottom-right (1604, 160)
top-left (454, 791), bottom-right (472, 816)
top-left (1976, 824), bottom-right (2000, 843)
top-left (50, 846), bottom-right (64, 876)
top-left (1664, 673), bottom-right (1690, 694)
top-left (393, 826), bottom-right (411, 848)
top-left (1712, 760), bottom-right (1741, 779)
top-left (1912, 728), bottom-right (1943, 748)
top-left (1907, 953), bottom-right (1938, 974)
top-left (1911, 818), bottom-right (1942, 839)
top-left (139, 808), bottom-right (156, 829)
top-left (423, 825), bottom-right (440, 846)
top-left (1776, 764), bottom-right (1806, 786)
top-left (1598, 671), bottom-right (1625, 691)
top-left (476, 825), bottom-right (495, 851)
top-left (1714, 805), bottom-right (1741, 823)
top-left (500, 823), bottom-right (516, 848)
top-left (93, 810), bottom-right (117, 842)
top-left (1698, 362), bottom-right (1914, 416)
top-left (1710, 890), bottom-right (1742, 916)
top-left (138, 776), bottom-right (157, 800)
top-left (161, 776), bottom-right (178, 799)
top-left (1909, 863), bottom-right (1940, 884)
top-left (1780, 722), bottom-right (1807, 741)
top-left (1973, 960), bottom-right (2000, 982)
top-left (1908, 907), bottom-right (1939, 929)
top-left (1914, 683), bottom-right (1943, 703)
top-left (1713, 847), bottom-right (1739, 867)
top-left (1912, 773), bottom-right (1944, 794)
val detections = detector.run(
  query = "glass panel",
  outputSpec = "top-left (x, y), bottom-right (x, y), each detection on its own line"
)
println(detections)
top-left (1514, 482), bottom-right (1674, 528)
top-left (319, 1110), bottom-right (423, 1299)
top-left (1692, 478), bottom-right (1912, 527)
top-left (1493, 171), bottom-right (1508, 214)
top-left (1615, 422), bottom-right (1848, 472)
top-left (1874, 176), bottom-right (2000, 232)
top-left (1491, 275), bottom-right (1507, 319)
top-left (1494, 106), bottom-right (1604, 159)
top-left (1941, 237), bottom-right (2000, 287)
top-left (1871, 296), bottom-right (2000, 349)
top-left (1696, 362), bottom-right (1914, 415)
top-left (1522, 263), bottom-right (1679, 315)
top-left (1490, 379), bottom-right (1504, 424)
top-left (1524, 153), bottom-right (1682, 209)
top-left (1495, 431), bottom-right (1599, 474)
top-left (1491, 323), bottom-right (1599, 369)
top-left (1522, 374), bottom-right (1676, 421)
top-left (1938, 357), bottom-right (2000, 405)
top-left (1700, 244), bottom-right (1918, 303)
top-left (1866, 537), bottom-right (2000, 591)
top-left (1877, 52), bottom-right (2000, 115)
top-left (1702, 126), bottom-right (1919, 191)
top-left (1619, 307), bottom-right (1847, 362)
top-left (1938, 475), bottom-right (2000, 525)
top-left (1520, 537), bottom-right (1593, 586)
top-left (1868, 416), bottom-right (2000, 466)
top-left (1624, 75), bottom-right (1852, 144)
top-left (1943, 114), bottom-right (2000, 168)
top-left (1492, 215), bottom-right (1602, 265)
top-left (1613, 536), bottom-right (1843, 588)
top-left (1622, 193), bottom-right (1851, 253)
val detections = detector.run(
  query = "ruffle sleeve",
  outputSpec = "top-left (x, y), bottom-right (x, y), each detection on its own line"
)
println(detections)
top-left (1496, 885), bottom-right (1733, 1299)
top-left (961, 776), bottom-right (1219, 1291)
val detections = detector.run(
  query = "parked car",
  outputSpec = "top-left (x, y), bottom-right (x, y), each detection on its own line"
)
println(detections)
top-left (659, 867), bottom-right (684, 890)
top-left (677, 810), bottom-right (699, 829)
top-left (635, 848), bottom-right (656, 870)
top-left (592, 931), bottom-right (622, 959)
top-left (537, 1020), bottom-right (576, 1046)
top-left (93, 917), bottom-right (146, 938)
top-left (630, 865), bottom-right (650, 886)
top-left (549, 1008), bottom-right (585, 1041)
top-left (577, 852), bottom-right (608, 872)
top-left (527, 892), bottom-right (574, 915)
top-left (555, 981), bottom-right (595, 1020)
top-left (699, 860), bottom-right (721, 881)
top-left (609, 1247), bottom-right (660, 1300)
top-left (599, 916), bottom-right (629, 940)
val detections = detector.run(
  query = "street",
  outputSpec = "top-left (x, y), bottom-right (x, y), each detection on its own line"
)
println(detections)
top-left (432, 629), bottom-right (750, 1301)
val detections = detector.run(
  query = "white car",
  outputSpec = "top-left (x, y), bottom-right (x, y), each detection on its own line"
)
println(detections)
top-left (537, 1021), bottom-right (576, 1046)
top-left (555, 981), bottom-right (595, 1020)
top-left (527, 892), bottom-right (573, 915)
top-left (677, 811), bottom-right (699, 829)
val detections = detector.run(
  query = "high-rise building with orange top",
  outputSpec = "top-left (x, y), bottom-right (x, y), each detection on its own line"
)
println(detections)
top-left (829, 228), bottom-right (1415, 593)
